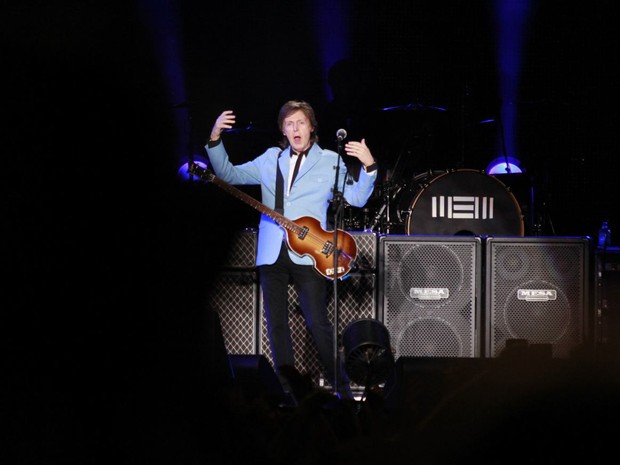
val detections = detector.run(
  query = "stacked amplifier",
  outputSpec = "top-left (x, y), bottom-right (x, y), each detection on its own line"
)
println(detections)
top-left (208, 230), bottom-right (592, 384)
top-left (207, 228), bottom-right (260, 355)
top-left (208, 228), bottom-right (378, 388)
top-left (594, 246), bottom-right (620, 346)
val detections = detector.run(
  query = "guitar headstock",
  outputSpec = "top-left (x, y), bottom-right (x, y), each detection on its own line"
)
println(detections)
top-left (188, 162), bottom-right (214, 182)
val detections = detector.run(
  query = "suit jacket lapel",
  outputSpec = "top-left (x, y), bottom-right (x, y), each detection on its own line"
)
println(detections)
top-left (295, 145), bottom-right (319, 182)
top-left (278, 148), bottom-right (291, 180)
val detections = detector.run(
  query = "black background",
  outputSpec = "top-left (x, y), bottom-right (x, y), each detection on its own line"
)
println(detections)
top-left (4, 1), bottom-right (620, 463)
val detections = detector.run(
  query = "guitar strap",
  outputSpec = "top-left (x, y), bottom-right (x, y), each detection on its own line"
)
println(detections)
top-left (275, 150), bottom-right (284, 213)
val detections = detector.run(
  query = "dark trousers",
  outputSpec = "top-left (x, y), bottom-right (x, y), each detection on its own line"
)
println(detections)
top-left (259, 242), bottom-right (349, 391)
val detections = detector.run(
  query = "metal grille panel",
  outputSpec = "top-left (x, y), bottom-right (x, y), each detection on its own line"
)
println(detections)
top-left (207, 271), bottom-right (258, 354)
top-left (350, 231), bottom-right (377, 271)
top-left (378, 235), bottom-right (481, 358)
top-left (486, 237), bottom-right (589, 358)
top-left (222, 228), bottom-right (257, 269)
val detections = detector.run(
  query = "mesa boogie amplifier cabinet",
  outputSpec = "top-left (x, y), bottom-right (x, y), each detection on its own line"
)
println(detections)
top-left (378, 235), bottom-right (482, 359)
top-left (485, 236), bottom-right (590, 358)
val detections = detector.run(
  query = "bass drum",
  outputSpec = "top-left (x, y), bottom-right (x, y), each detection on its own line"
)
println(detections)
top-left (401, 169), bottom-right (524, 236)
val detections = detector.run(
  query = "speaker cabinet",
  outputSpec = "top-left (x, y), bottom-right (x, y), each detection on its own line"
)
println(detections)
top-left (228, 354), bottom-right (285, 406)
top-left (378, 235), bottom-right (482, 358)
top-left (485, 236), bottom-right (590, 358)
top-left (207, 271), bottom-right (258, 355)
top-left (595, 246), bottom-right (620, 345)
top-left (349, 231), bottom-right (377, 271)
top-left (383, 356), bottom-right (491, 418)
top-left (258, 272), bottom-right (377, 387)
top-left (222, 228), bottom-right (257, 269)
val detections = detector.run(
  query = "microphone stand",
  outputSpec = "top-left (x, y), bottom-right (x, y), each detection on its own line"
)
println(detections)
top-left (331, 134), bottom-right (346, 397)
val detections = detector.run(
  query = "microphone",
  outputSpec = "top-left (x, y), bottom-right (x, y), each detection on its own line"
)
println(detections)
top-left (336, 128), bottom-right (348, 141)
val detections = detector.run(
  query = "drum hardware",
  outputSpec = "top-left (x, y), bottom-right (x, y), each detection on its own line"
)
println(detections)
top-left (368, 203), bottom-right (387, 232)
top-left (368, 180), bottom-right (406, 234)
top-left (394, 169), bottom-right (444, 225)
top-left (368, 169), bottom-right (440, 234)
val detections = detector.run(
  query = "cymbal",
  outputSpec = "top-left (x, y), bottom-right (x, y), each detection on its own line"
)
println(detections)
top-left (223, 126), bottom-right (253, 134)
top-left (380, 103), bottom-right (448, 112)
top-left (222, 123), bottom-right (269, 134)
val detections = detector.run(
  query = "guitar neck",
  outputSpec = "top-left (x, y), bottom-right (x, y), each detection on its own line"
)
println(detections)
top-left (209, 176), bottom-right (302, 235)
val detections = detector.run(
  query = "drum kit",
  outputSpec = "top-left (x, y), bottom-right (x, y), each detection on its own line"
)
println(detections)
top-left (344, 168), bottom-right (525, 237)
top-left (341, 102), bottom-right (527, 237)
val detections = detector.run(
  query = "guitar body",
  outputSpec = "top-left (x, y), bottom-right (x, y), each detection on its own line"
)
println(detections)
top-left (284, 216), bottom-right (357, 280)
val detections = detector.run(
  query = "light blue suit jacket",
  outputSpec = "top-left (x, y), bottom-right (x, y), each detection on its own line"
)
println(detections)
top-left (205, 141), bottom-right (376, 267)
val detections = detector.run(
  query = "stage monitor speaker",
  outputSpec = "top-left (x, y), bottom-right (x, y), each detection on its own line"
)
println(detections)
top-left (207, 270), bottom-right (258, 355)
top-left (383, 356), bottom-right (491, 418)
top-left (228, 354), bottom-right (285, 406)
top-left (485, 236), bottom-right (590, 358)
top-left (258, 272), bottom-right (377, 389)
top-left (378, 235), bottom-right (482, 358)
